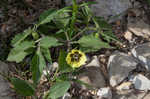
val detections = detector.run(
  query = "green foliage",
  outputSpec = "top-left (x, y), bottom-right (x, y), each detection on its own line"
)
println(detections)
top-left (58, 50), bottom-right (72, 73)
top-left (11, 77), bottom-right (35, 96)
top-left (11, 28), bottom-right (32, 47)
top-left (78, 34), bottom-right (111, 52)
top-left (40, 36), bottom-right (62, 48)
top-left (46, 81), bottom-right (71, 99)
top-left (39, 9), bottom-right (57, 25)
top-left (41, 48), bottom-right (52, 63)
top-left (31, 49), bottom-right (46, 84)
top-left (7, 0), bottom-right (120, 97)
top-left (7, 41), bottom-right (35, 63)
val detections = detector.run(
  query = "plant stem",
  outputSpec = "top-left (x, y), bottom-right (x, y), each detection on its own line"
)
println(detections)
top-left (71, 28), bottom-right (87, 41)
top-left (65, 32), bottom-right (71, 51)
top-left (52, 67), bottom-right (59, 81)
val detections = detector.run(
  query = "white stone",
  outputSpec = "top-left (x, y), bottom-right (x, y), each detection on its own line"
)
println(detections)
top-left (97, 87), bottom-right (112, 99)
top-left (130, 74), bottom-right (150, 90)
top-left (86, 56), bottom-right (100, 67)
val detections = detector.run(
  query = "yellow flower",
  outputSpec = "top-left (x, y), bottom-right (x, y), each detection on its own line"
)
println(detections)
top-left (66, 49), bottom-right (87, 68)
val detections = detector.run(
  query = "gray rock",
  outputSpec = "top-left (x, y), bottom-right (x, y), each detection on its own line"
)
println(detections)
top-left (131, 42), bottom-right (150, 71)
top-left (60, 92), bottom-right (71, 99)
top-left (65, 0), bottom-right (132, 21)
top-left (77, 56), bottom-right (106, 89)
top-left (97, 87), bottom-right (112, 99)
top-left (0, 61), bottom-right (12, 99)
top-left (128, 20), bottom-right (150, 39)
top-left (108, 52), bottom-right (137, 87)
top-left (113, 92), bottom-right (150, 99)
top-left (130, 74), bottom-right (150, 91)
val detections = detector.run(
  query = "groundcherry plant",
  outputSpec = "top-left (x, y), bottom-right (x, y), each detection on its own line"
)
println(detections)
top-left (7, 0), bottom-right (119, 98)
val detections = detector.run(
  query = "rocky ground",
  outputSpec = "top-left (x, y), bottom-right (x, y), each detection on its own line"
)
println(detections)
top-left (0, 0), bottom-right (150, 99)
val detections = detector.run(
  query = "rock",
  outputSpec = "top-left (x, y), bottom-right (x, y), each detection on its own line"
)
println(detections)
top-left (113, 92), bottom-right (150, 99)
top-left (0, 61), bottom-right (13, 99)
top-left (127, 19), bottom-right (150, 39)
top-left (91, 0), bottom-right (132, 20)
top-left (77, 56), bottom-right (106, 89)
top-left (60, 92), bottom-right (71, 99)
top-left (131, 42), bottom-right (150, 71)
top-left (143, 93), bottom-right (150, 99)
top-left (112, 93), bottom-right (143, 99)
top-left (124, 31), bottom-right (133, 42)
top-left (108, 51), bottom-right (137, 87)
top-left (65, 0), bottom-right (132, 21)
top-left (116, 82), bottom-right (132, 91)
top-left (129, 74), bottom-right (150, 91)
top-left (86, 56), bottom-right (100, 67)
top-left (97, 87), bottom-right (112, 99)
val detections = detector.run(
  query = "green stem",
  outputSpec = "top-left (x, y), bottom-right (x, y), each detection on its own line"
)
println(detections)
top-left (52, 67), bottom-right (59, 81)
top-left (65, 32), bottom-right (71, 51)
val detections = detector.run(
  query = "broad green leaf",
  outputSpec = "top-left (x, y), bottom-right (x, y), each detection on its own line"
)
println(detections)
top-left (7, 51), bottom-right (28, 63)
top-left (31, 50), bottom-right (46, 84)
top-left (58, 50), bottom-right (72, 73)
top-left (78, 34), bottom-right (111, 52)
top-left (47, 81), bottom-right (71, 99)
top-left (40, 36), bottom-right (62, 48)
top-left (31, 53), bottom-right (40, 84)
top-left (39, 7), bottom-right (71, 26)
top-left (11, 28), bottom-right (32, 47)
top-left (13, 41), bottom-right (35, 51)
top-left (53, 12), bottom-right (70, 28)
top-left (7, 41), bottom-right (35, 63)
top-left (41, 48), bottom-right (52, 64)
top-left (11, 78), bottom-right (35, 96)
top-left (39, 9), bottom-right (57, 25)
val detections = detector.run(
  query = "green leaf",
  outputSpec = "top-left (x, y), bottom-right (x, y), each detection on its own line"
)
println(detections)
top-left (101, 30), bottom-right (119, 42)
top-left (41, 48), bottom-right (52, 64)
top-left (93, 17), bottom-right (112, 29)
top-left (38, 7), bottom-right (71, 26)
top-left (39, 9), bottom-right (57, 25)
top-left (47, 81), bottom-right (71, 99)
top-left (11, 77), bottom-right (35, 96)
top-left (78, 34), bottom-right (111, 52)
top-left (53, 12), bottom-right (70, 28)
top-left (70, 0), bottom-right (78, 30)
top-left (93, 17), bottom-right (119, 42)
top-left (31, 50), bottom-right (46, 84)
top-left (40, 36), bottom-right (62, 48)
top-left (7, 41), bottom-right (35, 63)
top-left (58, 50), bottom-right (72, 73)
top-left (11, 28), bottom-right (32, 47)
top-left (7, 51), bottom-right (28, 63)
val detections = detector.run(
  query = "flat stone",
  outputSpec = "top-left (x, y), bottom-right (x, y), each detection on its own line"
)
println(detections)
top-left (108, 51), bottom-right (137, 87)
top-left (131, 43), bottom-right (150, 71)
top-left (128, 20), bottom-right (150, 39)
top-left (77, 56), bottom-right (106, 89)
top-left (113, 92), bottom-right (146, 99)
top-left (0, 61), bottom-right (12, 99)
top-left (130, 74), bottom-right (150, 91)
